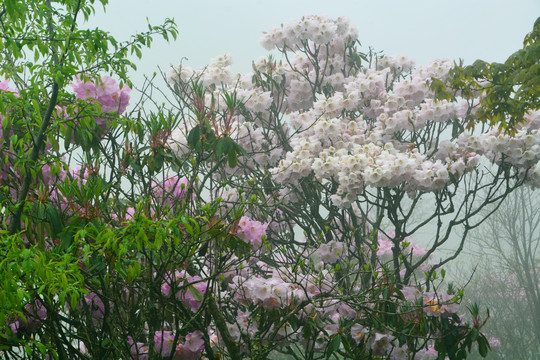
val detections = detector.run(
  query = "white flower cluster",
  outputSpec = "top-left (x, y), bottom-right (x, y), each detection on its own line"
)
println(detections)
top-left (168, 16), bottom-right (540, 210)
top-left (167, 53), bottom-right (236, 88)
top-left (412, 58), bottom-right (454, 81)
top-left (376, 55), bottom-right (416, 73)
top-left (457, 110), bottom-right (540, 186)
top-left (313, 240), bottom-right (348, 264)
top-left (260, 15), bottom-right (357, 50)
top-left (267, 53), bottom-right (538, 208)
top-left (235, 88), bottom-right (273, 113)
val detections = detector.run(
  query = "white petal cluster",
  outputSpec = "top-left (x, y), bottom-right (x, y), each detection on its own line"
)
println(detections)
top-left (236, 88), bottom-right (273, 113)
top-left (376, 55), bottom-right (415, 73)
top-left (456, 114), bottom-right (540, 187)
top-left (234, 120), bottom-right (283, 168)
top-left (412, 58), bottom-right (454, 81)
top-left (166, 64), bottom-right (195, 84)
top-left (260, 15), bottom-right (357, 50)
top-left (167, 54), bottom-right (236, 88)
top-left (168, 16), bottom-right (540, 210)
top-left (313, 240), bottom-right (348, 264)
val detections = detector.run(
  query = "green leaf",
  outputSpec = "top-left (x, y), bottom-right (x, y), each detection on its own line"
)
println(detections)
top-left (154, 229), bottom-right (163, 250)
top-left (70, 292), bottom-right (80, 313)
top-left (32, 99), bottom-right (42, 124)
top-left (325, 335), bottom-right (341, 358)
top-left (181, 217), bottom-right (195, 236)
top-left (215, 137), bottom-right (227, 157)
top-left (46, 203), bottom-right (63, 237)
top-left (303, 322), bottom-right (312, 340)
top-left (187, 125), bottom-right (201, 148)
top-left (154, 152), bottom-right (164, 171)
top-left (478, 337), bottom-right (490, 357)
top-left (187, 285), bottom-right (203, 301)
top-left (470, 328), bottom-right (478, 342)
top-left (228, 150), bottom-right (238, 168)
top-left (234, 141), bottom-right (249, 158)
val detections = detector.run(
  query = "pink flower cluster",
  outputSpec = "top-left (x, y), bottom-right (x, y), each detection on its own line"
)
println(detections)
top-left (74, 291), bottom-right (111, 327)
top-left (313, 240), bottom-right (348, 264)
top-left (153, 330), bottom-right (204, 360)
top-left (70, 75), bottom-right (130, 131)
top-left (400, 286), bottom-right (460, 318)
top-left (152, 176), bottom-right (190, 208)
top-left (71, 75), bottom-right (130, 113)
top-left (128, 337), bottom-right (150, 360)
top-left (236, 216), bottom-right (268, 248)
top-left (0, 79), bottom-right (18, 95)
top-left (161, 270), bottom-right (207, 312)
top-left (8, 300), bottom-right (47, 334)
top-left (376, 235), bottom-right (428, 260)
top-left (231, 275), bottom-right (304, 310)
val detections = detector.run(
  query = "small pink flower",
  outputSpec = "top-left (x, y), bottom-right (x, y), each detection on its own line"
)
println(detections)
top-left (184, 330), bottom-right (204, 352)
top-left (153, 176), bottom-right (190, 208)
top-left (128, 337), bottom-right (149, 360)
top-left (162, 271), bottom-right (207, 312)
top-left (0, 79), bottom-right (19, 95)
top-left (236, 216), bottom-right (268, 248)
top-left (488, 336), bottom-right (501, 348)
top-left (154, 330), bottom-right (175, 357)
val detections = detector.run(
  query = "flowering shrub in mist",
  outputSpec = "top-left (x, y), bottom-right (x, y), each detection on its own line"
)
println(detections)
top-left (1, 3), bottom-right (539, 359)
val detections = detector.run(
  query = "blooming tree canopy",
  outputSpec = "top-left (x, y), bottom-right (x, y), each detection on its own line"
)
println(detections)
top-left (1, 4), bottom-right (538, 360)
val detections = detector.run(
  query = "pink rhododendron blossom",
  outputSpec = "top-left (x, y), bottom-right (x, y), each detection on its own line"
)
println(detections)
top-left (152, 330), bottom-right (204, 360)
top-left (83, 292), bottom-right (105, 320)
top-left (0, 79), bottom-right (18, 95)
top-left (422, 292), bottom-right (460, 317)
top-left (416, 344), bottom-right (439, 359)
top-left (391, 344), bottom-right (409, 360)
top-left (236, 216), bottom-right (268, 247)
top-left (488, 336), bottom-right (501, 348)
top-left (72, 75), bottom-right (130, 114)
top-left (128, 337), bottom-right (149, 360)
top-left (154, 330), bottom-right (175, 357)
top-left (367, 332), bottom-right (395, 356)
top-left (337, 302), bottom-right (357, 320)
top-left (350, 323), bottom-right (366, 344)
top-left (181, 330), bottom-right (205, 359)
top-left (70, 75), bottom-right (130, 132)
top-left (152, 176), bottom-right (190, 208)
top-left (112, 207), bottom-right (136, 223)
top-left (161, 270), bottom-right (207, 312)
top-left (7, 299), bottom-right (47, 334)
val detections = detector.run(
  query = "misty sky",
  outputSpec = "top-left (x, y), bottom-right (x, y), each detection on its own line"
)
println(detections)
top-left (86, 0), bottom-right (540, 87)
